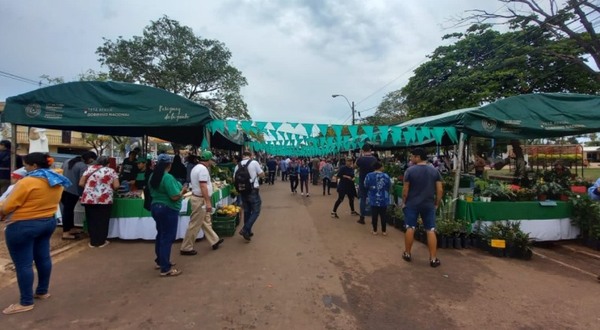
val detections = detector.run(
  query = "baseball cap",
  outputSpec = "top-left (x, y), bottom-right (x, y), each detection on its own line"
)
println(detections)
top-left (199, 150), bottom-right (214, 161)
top-left (136, 156), bottom-right (147, 164)
top-left (157, 153), bottom-right (172, 163)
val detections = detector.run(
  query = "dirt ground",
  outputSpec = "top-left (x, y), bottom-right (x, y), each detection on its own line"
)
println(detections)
top-left (0, 181), bottom-right (599, 329)
top-left (0, 222), bottom-right (80, 277)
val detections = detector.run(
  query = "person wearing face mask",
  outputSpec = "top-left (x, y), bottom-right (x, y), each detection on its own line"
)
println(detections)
top-left (0, 152), bottom-right (71, 315)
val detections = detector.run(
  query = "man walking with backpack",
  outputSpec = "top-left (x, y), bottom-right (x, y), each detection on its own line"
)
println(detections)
top-left (234, 151), bottom-right (265, 241)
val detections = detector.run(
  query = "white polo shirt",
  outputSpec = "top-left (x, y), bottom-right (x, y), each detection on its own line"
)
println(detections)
top-left (190, 163), bottom-right (212, 197)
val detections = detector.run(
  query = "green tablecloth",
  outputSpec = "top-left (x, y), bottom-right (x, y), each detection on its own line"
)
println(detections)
top-left (456, 200), bottom-right (572, 223)
top-left (111, 184), bottom-right (232, 218)
top-left (393, 184), bottom-right (403, 200)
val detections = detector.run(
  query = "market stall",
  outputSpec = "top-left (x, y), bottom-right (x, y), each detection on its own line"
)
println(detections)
top-left (63, 184), bottom-right (233, 240)
top-left (389, 93), bottom-right (600, 241)
top-left (3, 81), bottom-right (221, 239)
top-left (456, 200), bottom-right (578, 241)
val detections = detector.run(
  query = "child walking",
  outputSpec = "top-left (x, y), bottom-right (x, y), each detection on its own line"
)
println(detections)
top-left (364, 161), bottom-right (391, 235)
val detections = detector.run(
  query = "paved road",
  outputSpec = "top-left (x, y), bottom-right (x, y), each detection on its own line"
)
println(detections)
top-left (0, 180), bottom-right (598, 329)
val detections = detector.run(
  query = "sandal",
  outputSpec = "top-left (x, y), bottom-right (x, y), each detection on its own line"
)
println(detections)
top-left (3, 303), bottom-right (34, 315)
top-left (430, 258), bottom-right (441, 268)
top-left (402, 252), bottom-right (412, 262)
top-left (34, 293), bottom-right (51, 300)
top-left (160, 268), bottom-right (182, 277)
top-left (62, 234), bottom-right (80, 240)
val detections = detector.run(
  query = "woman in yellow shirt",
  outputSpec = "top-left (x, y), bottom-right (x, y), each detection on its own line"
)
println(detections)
top-left (0, 152), bottom-right (71, 315)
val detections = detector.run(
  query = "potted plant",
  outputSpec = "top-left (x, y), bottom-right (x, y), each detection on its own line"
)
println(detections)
top-left (514, 187), bottom-right (536, 201)
top-left (474, 178), bottom-right (489, 195)
top-left (571, 195), bottom-right (600, 248)
top-left (547, 182), bottom-right (567, 200)
top-left (480, 182), bottom-right (515, 201)
top-left (435, 218), bottom-right (454, 249)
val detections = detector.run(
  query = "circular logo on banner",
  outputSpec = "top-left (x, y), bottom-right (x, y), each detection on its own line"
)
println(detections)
top-left (25, 103), bottom-right (42, 118)
top-left (482, 119), bottom-right (497, 132)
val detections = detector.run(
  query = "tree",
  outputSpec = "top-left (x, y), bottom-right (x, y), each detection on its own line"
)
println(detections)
top-left (363, 90), bottom-right (409, 125)
top-left (83, 134), bottom-right (112, 155)
top-left (78, 69), bottom-right (109, 82)
top-left (462, 0), bottom-right (600, 82)
top-left (96, 16), bottom-right (250, 119)
top-left (399, 24), bottom-right (600, 118)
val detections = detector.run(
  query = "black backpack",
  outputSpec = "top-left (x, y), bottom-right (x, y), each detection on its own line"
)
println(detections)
top-left (234, 160), bottom-right (254, 195)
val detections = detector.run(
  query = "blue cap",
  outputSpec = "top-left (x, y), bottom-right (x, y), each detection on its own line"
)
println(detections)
top-left (157, 153), bottom-right (172, 163)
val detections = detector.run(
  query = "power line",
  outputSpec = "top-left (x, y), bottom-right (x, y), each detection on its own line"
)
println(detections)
top-left (354, 3), bottom-right (511, 107)
top-left (0, 70), bottom-right (42, 86)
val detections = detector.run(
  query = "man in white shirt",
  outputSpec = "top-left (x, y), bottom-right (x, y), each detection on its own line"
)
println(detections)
top-left (180, 151), bottom-right (223, 255)
top-left (234, 151), bottom-right (265, 241)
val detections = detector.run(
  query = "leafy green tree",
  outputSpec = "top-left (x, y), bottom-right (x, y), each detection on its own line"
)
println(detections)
top-left (78, 69), bottom-right (109, 82)
top-left (462, 0), bottom-right (600, 81)
top-left (96, 16), bottom-right (250, 119)
top-left (363, 90), bottom-right (408, 125)
top-left (399, 24), bottom-right (600, 118)
top-left (83, 134), bottom-right (112, 155)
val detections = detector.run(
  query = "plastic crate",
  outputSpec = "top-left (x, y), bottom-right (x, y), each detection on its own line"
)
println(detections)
top-left (212, 214), bottom-right (238, 237)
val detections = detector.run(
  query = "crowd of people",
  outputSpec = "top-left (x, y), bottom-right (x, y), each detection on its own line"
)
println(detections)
top-left (12, 142), bottom-right (570, 314)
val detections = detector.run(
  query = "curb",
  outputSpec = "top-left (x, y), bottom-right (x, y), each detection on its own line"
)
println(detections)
top-left (2, 239), bottom-right (88, 274)
top-left (558, 245), bottom-right (600, 260)
top-left (533, 250), bottom-right (599, 281)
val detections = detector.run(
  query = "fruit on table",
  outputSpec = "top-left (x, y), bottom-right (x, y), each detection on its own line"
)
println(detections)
top-left (216, 204), bottom-right (241, 216)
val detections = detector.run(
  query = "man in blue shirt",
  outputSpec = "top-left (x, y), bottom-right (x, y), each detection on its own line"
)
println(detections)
top-left (402, 148), bottom-right (443, 268)
top-left (266, 157), bottom-right (277, 185)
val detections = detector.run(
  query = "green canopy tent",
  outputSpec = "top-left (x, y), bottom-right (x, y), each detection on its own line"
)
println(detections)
top-left (399, 93), bottom-right (600, 214)
top-left (456, 93), bottom-right (600, 139)
top-left (398, 107), bottom-right (476, 129)
top-left (1, 81), bottom-right (213, 145)
top-left (210, 130), bottom-right (246, 151)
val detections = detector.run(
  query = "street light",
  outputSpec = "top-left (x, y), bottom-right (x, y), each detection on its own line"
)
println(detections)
top-left (332, 94), bottom-right (355, 125)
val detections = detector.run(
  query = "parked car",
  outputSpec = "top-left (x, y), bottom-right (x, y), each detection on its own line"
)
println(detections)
top-left (49, 153), bottom-right (81, 171)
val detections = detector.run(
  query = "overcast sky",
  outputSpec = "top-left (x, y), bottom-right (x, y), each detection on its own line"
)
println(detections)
top-left (0, 0), bottom-right (503, 126)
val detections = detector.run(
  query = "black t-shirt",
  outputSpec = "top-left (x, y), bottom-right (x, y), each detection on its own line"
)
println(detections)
top-left (120, 158), bottom-right (138, 181)
top-left (356, 155), bottom-right (377, 186)
top-left (336, 165), bottom-right (356, 195)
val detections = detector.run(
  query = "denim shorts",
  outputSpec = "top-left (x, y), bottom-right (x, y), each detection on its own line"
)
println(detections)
top-left (403, 205), bottom-right (436, 230)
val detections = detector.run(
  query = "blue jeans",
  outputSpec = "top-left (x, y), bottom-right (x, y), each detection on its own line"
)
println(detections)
top-left (5, 217), bottom-right (56, 306)
top-left (151, 204), bottom-right (179, 273)
top-left (242, 189), bottom-right (262, 235)
top-left (358, 185), bottom-right (371, 217)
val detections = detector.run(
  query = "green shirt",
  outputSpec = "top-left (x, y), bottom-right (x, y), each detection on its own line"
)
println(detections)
top-left (149, 173), bottom-right (182, 211)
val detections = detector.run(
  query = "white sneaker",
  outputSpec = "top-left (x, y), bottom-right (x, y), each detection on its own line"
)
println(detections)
top-left (306, 193), bottom-right (310, 197)
top-left (301, 192), bottom-right (304, 196)
top-left (99, 241), bottom-right (110, 248)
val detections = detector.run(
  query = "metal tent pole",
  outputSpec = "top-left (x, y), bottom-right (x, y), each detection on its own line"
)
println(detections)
top-left (451, 133), bottom-right (466, 220)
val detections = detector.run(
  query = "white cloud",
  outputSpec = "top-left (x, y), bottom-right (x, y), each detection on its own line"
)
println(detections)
top-left (0, 0), bottom-right (500, 125)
